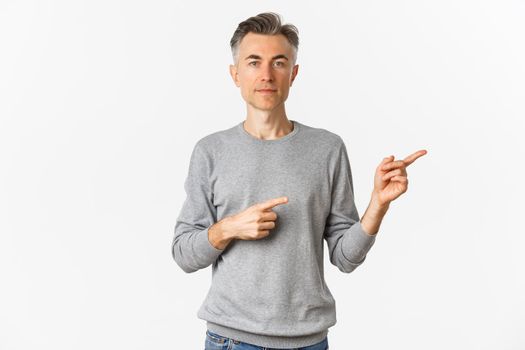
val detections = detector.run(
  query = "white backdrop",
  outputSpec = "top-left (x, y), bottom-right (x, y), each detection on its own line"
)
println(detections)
top-left (1, 1), bottom-right (524, 349)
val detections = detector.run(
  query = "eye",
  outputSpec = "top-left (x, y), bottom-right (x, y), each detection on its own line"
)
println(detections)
top-left (274, 61), bottom-right (284, 67)
top-left (249, 61), bottom-right (258, 66)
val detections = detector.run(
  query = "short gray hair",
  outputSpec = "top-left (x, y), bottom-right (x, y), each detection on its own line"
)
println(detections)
top-left (230, 12), bottom-right (299, 65)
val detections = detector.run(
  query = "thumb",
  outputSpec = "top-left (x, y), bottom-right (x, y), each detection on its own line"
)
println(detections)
top-left (380, 155), bottom-right (394, 166)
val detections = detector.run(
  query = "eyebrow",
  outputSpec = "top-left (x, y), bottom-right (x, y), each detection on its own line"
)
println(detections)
top-left (244, 54), bottom-right (289, 61)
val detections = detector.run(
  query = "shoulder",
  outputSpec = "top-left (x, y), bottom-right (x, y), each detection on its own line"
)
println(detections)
top-left (297, 121), bottom-right (345, 148)
top-left (190, 124), bottom-right (237, 158)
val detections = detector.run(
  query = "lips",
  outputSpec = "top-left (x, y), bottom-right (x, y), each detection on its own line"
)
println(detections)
top-left (256, 89), bottom-right (277, 93)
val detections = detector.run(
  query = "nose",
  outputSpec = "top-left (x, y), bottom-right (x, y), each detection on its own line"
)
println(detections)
top-left (259, 62), bottom-right (274, 82)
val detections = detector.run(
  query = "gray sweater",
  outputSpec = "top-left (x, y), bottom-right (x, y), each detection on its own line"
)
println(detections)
top-left (172, 119), bottom-right (377, 348)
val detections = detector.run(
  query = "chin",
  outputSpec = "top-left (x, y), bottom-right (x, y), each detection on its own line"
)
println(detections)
top-left (247, 100), bottom-right (278, 110)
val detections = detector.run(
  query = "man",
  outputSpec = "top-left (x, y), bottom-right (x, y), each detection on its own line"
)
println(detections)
top-left (172, 12), bottom-right (427, 350)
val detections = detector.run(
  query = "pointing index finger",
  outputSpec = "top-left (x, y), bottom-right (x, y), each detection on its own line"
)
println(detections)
top-left (403, 149), bottom-right (428, 166)
top-left (259, 196), bottom-right (289, 210)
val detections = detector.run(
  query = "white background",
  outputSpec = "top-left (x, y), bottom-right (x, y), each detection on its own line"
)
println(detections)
top-left (1, 1), bottom-right (524, 349)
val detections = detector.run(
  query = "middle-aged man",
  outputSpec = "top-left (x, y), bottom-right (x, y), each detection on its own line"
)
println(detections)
top-left (172, 12), bottom-right (427, 350)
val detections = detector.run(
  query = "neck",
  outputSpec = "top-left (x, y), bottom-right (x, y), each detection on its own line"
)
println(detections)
top-left (243, 105), bottom-right (293, 140)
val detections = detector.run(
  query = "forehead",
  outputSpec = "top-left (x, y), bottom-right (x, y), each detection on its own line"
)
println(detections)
top-left (238, 32), bottom-right (293, 57)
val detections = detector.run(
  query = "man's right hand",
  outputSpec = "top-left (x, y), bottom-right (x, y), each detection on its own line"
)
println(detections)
top-left (208, 196), bottom-right (289, 250)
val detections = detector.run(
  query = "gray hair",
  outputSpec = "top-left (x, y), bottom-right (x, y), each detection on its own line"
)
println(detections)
top-left (230, 12), bottom-right (299, 65)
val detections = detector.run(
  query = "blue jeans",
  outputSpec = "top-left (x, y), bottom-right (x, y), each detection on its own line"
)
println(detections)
top-left (204, 330), bottom-right (329, 350)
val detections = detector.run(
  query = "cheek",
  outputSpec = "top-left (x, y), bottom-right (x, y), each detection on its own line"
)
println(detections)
top-left (278, 71), bottom-right (293, 83)
top-left (237, 72), bottom-right (256, 89)
top-left (238, 68), bottom-right (255, 79)
top-left (238, 85), bottom-right (253, 101)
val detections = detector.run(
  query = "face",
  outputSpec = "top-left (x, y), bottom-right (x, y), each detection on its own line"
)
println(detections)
top-left (229, 32), bottom-right (299, 112)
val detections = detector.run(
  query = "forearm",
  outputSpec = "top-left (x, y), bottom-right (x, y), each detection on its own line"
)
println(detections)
top-left (360, 193), bottom-right (390, 236)
top-left (208, 218), bottom-right (236, 250)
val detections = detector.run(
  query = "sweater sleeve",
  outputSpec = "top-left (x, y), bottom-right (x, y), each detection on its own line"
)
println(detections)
top-left (172, 141), bottom-right (224, 273)
top-left (323, 139), bottom-right (377, 273)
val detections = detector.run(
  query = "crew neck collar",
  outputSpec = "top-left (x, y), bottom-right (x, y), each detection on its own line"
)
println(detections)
top-left (236, 119), bottom-right (301, 144)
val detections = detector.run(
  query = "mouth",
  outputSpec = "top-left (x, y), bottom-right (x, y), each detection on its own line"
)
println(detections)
top-left (256, 89), bottom-right (277, 94)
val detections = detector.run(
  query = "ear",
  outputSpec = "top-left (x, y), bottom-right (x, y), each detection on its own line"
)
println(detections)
top-left (290, 64), bottom-right (299, 86)
top-left (229, 64), bottom-right (240, 87)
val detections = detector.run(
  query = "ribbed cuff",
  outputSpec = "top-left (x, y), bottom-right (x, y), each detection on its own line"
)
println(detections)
top-left (195, 225), bottom-right (225, 263)
top-left (341, 221), bottom-right (377, 263)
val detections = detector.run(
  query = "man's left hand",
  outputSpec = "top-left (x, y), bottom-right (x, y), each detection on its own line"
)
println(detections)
top-left (372, 149), bottom-right (428, 207)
